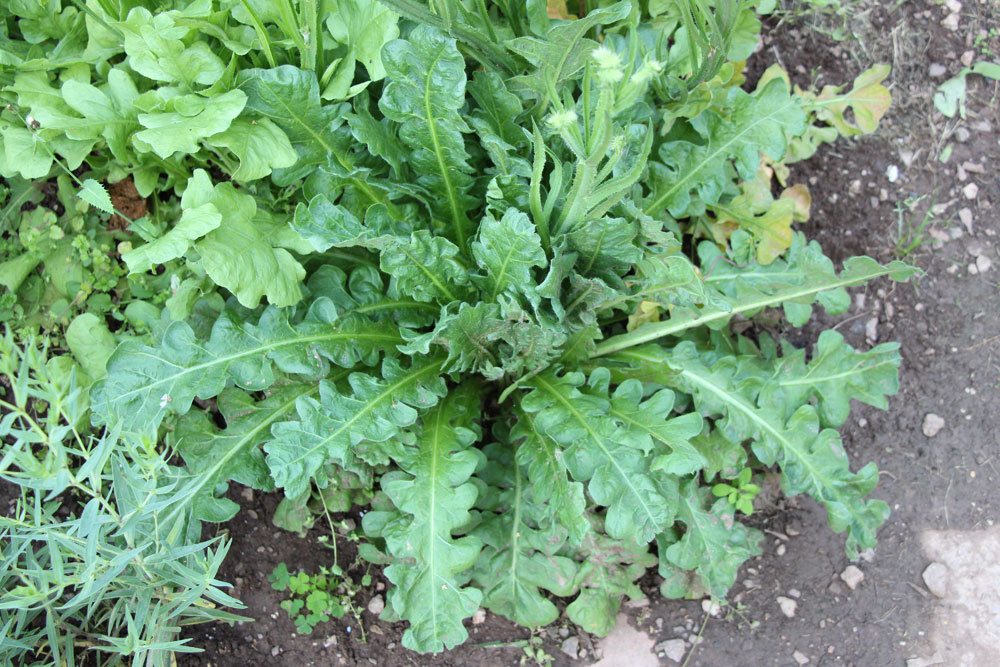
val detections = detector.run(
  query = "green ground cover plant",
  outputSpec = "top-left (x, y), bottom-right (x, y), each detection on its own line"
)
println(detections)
top-left (1, 0), bottom-right (913, 661)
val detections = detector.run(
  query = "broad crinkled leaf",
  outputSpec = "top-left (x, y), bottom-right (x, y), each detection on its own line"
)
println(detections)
top-left (666, 342), bottom-right (889, 558)
top-left (608, 382), bottom-right (707, 476)
top-left (380, 25), bottom-right (476, 249)
top-left (760, 330), bottom-right (902, 428)
top-left (471, 208), bottom-right (545, 303)
top-left (380, 231), bottom-right (471, 303)
top-left (645, 79), bottom-right (807, 218)
top-left (472, 441), bottom-right (578, 627)
top-left (91, 299), bottom-right (402, 433)
top-left (658, 479), bottom-right (762, 599)
top-left (564, 524), bottom-right (656, 636)
top-left (169, 386), bottom-right (311, 531)
top-left (512, 410), bottom-right (589, 543)
top-left (521, 369), bottom-right (675, 543)
top-left (236, 65), bottom-right (351, 184)
top-left (292, 196), bottom-right (410, 251)
top-left (362, 391), bottom-right (484, 653)
top-left (266, 357), bottom-right (447, 498)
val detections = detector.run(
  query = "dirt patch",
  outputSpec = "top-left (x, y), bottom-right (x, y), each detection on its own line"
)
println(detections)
top-left (186, 2), bottom-right (1000, 665)
top-left (107, 178), bottom-right (147, 230)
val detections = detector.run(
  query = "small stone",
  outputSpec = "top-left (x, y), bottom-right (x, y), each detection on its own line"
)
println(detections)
top-left (559, 627), bottom-right (570, 638)
top-left (922, 563), bottom-right (949, 598)
top-left (865, 317), bottom-right (879, 343)
top-left (959, 208), bottom-right (974, 232)
top-left (777, 544), bottom-right (787, 556)
top-left (793, 650), bottom-right (810, 665)
top-left (963, 183), bottom-right (979, 199)
top-left (840, 565), bottom-right (865, 590)
top-left (928, 63), bottom-right (947, 78)
top-left (788, 589), bottom-right (801, 598)
top-left (976, 255), bottom-right (992, 273)
top-left (923, 414), bottom-right (945, 438)
top-left (955, 127), bottom-right (971, 143)
top-left (907, 653), bottom-right (945, 667)
top-left (961, 50), bottom-right (975, 67)
top-left (560, 636), bottom-right (580, 658)
top-left (656, 639), bottom-right (687, 663)
top-left (271, 647), bottom-right (282, 657)
top-left (323, 635), bottom-right (338, 648)
top-left (886, 165), bottom-right (899, 182)
top-left (366, 595), bottom-right (385, 616)
top-left (240, 487), bottom-right (254, 502)
top-left (701, 599), bottom-right (722, 616)
top-left (247, 509), bottom-right (258, 520)
top-left (471, 608), bottom-right (486, 625)
top-left (777, 596), bottom-right (798, 618)
top-left (376, 582), bottom-right (385, 591)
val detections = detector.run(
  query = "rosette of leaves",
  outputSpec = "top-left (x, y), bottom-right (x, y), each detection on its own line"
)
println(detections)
top-left (89, 0), bottom-right (912, 655)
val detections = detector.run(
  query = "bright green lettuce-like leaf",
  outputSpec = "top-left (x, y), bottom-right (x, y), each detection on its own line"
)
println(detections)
top-left (171, 169), bottom-right (305, 308)
top-left (207, 118), bottom-right (298, 182)
top-left (65, 312), bottom-right (116, 381)
top-left (266, 357), bottom-right (447, 498)
top-left (363, 390), bottom-right (484, 653)
top-left (121, 7), bottom-right (225, 89)
top-left (91, 299), bottom-right (402, 433)
top-left (521, 369), bottom-right (675, 543)
top-left (0, 126), bottom-right (53, 178)
top-left (134, 90), bottom-right (247, 159)
top-left (472, 440), bottom-right (578, 628)
top-left (325, 0), bottom-right (399, 81)
top-left (122, 203), bottom-right (221, 273)
top-left (380, 25), bottom-right (476, 249)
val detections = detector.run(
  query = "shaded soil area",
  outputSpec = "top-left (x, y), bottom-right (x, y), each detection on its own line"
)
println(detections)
top-left (185, 1), bottom-right (999, 665)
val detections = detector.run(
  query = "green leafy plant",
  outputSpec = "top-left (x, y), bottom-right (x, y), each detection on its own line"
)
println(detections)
top-left (2, 0), bottom-right (913, 660)
top-left (933, 61), bottom-right (1000, 118)
top-left (712, 467), bottom-right (759, 515)
top-left (269, 563), bottom-right (356, 635)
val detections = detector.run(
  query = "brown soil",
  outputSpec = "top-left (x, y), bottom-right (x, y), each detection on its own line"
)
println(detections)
top-left (107, 178), bottom-right (147, 230)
